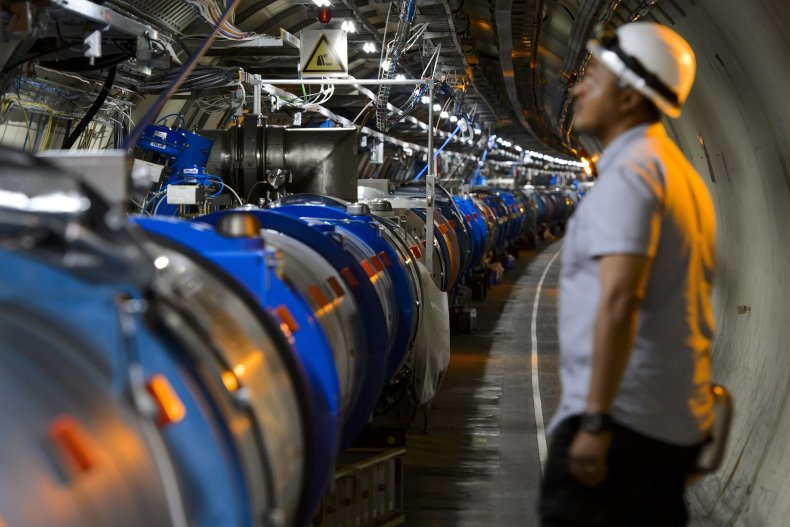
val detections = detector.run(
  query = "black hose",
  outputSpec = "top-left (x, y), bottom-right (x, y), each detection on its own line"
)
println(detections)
top-left (1, 41), bottom-right (78, 73)
top-left (40, 54), bottom-right (129, 72)
top-left (62, 65), bottom-right (116, 150)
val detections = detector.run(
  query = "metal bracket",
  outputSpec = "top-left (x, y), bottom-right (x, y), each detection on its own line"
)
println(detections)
top-left (48, 0), bottom-right (164, 75)
top-left (83, 29), bottom-right (101, 65)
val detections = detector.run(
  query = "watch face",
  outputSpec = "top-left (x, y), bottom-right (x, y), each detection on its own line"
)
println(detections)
top-left (581, 413), bottom-right (611, 433)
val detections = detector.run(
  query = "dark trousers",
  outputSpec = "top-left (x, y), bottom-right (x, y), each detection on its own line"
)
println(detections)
top-left (539, 416), bottom-right (701, 527)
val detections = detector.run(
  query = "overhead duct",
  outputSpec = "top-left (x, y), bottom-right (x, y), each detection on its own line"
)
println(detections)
top-left (201, 119), bottom-right (359, 202)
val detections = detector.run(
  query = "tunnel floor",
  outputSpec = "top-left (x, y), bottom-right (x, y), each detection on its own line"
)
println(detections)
top-left (402, 241), bottom-right (710, 526)
top-left (404, 242), bottom-right (563, 526)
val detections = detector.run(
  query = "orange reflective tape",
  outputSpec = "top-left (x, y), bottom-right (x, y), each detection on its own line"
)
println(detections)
top-left (309, 284), bottom-right (330, 308)
top-left (360, 259), bottom-right (376, 278)
top-left (473, 212), bottom-right (478, 218)
top-left (378, 250), bottom-right (392, 267)
top-left (410, 244), bottom-right (422, 259)
top-left (341, 267), bottom-right (359, 288)
top-left (449, 219), bottom-right (458, 228)
top-left (146, 375), bottom-right (187, 427)
top-left (48, 415), bottom-right (97, 475)
top-left (327, 276), bottom-right (345, 297)
top-left (221, 371), bottom-right (240, 392)
top-left (466, 214), bottom-right (472, 221)
top-left (274, 304), bottom-right (300, 333)
top-left (371, 255), bottom-right (384, 272)
top-left (438, 223), bottom-right (449, 235)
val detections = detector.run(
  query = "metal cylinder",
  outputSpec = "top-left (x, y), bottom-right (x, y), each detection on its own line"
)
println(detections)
top-left (201, 121), bottom-right (358, 202)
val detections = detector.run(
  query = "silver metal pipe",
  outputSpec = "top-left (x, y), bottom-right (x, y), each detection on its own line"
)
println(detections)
top-left (252, 75), bottom-right (262, 115)
top-left (425, 80), bottom-right (435, 272)
top-left (202, 121), bottom-right (358, 202)
top-left (255, 78), bottom-right (427, 86)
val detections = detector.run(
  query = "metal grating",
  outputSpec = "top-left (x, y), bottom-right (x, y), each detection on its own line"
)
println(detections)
top-left (107, 0), bottom-right (199, 34)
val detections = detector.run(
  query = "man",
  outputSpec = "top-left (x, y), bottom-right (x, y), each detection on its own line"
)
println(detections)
top-left (539, 22), bottom-right (716, 526)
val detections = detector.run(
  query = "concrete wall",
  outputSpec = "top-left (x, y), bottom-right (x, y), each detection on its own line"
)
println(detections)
top-left (659, 2), bottom-right (790, 525)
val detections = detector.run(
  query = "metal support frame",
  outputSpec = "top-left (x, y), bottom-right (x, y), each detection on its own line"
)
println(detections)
top-left (48, 0), bottom-right (165, 75)
top-left (425, 79), bottom-right (434, 273)
top-left (253, 78), bottom-right (425, 86)
top-left (250, 74), bottom-right (263, 116)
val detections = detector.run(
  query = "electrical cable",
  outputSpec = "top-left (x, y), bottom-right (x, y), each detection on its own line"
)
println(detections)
top-left (413, 122), bottom-right (462, 180)
top-left (122, 0), bottom-right (242, 150)
top-left (1, 42), bottom-right (80, 73)
top-left (156, 113), bottom-right (186, 128)
top-left (224, 183), bottom-right (244, 206)
top-left (62, 65), bottom-right (116, 149)
top-left (39, 53), bottom-right (130, 72)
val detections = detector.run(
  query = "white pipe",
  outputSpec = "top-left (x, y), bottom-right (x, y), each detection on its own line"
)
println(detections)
top-left (425, 79), bottom-right (435, 273)
top-left (255, 78), bottom-right (427, 86)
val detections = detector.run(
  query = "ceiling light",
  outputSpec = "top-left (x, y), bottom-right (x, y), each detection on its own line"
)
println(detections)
top-left (421, 95), bottom-right (430, 104)
top-left (440, 111), bottom-right (449, 119)
top-left (381, 59), bottom-right (391, 70)
top-left (395, 73), bottom-right (406, 80)
top-left (474, 127), bottom-right (482, 135)
top-left (363, 42), bottom-right (376, 53)
top-left (312, 0), bottom-right (331, 6)
top-left (341, 20), bottom-right (357, 33)
top-left (433, 103), bottom-right (442, 111)
top-left (449, 115), bottom-right (458, 123)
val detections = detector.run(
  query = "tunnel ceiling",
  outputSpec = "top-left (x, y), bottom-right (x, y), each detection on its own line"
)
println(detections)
top-left (149, 0), bottom-right (693, 156)
top-left (0, 0), bottom-right (696, 156)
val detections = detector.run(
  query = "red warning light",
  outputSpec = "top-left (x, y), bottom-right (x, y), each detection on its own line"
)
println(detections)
top-left (318, 6), bottom-right (332, 24)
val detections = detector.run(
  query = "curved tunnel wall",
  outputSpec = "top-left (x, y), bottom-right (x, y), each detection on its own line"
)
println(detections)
top-left (646, 2), bottom-right (789, 524)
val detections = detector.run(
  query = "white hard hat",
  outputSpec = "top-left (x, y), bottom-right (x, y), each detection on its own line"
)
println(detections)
top-left (587, 22), bottom-right (696, 118)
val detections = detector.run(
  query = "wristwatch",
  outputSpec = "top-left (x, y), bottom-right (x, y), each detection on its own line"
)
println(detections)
top-left (579, 412), bottom-right (613, 434)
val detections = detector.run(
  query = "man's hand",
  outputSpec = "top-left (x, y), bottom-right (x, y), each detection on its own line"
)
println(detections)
top-left (569, 430), bottom-right (612, 486)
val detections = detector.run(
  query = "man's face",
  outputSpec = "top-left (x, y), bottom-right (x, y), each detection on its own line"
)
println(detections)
top-left (571, 58), bottom-right (622, 138)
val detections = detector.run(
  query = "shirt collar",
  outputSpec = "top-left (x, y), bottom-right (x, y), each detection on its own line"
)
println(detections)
top-left (596, 122), bottom-right (666, 173)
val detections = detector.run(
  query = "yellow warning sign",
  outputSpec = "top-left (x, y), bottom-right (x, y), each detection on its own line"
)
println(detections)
top-left (302, 34), bottom-right (347, 74)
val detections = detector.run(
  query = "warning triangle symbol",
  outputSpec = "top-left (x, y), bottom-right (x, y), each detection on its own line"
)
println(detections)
top-left (303, 34), bottom-right (347, 74)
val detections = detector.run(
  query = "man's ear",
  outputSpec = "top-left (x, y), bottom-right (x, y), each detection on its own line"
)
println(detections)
top-left (619, 88), bottom-right (645, 115)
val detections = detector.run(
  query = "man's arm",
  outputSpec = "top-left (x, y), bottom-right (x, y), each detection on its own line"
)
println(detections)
top-left (568, 253), bottom-right (652, 485)
top-left (586, 253), bottom-right (651, 412)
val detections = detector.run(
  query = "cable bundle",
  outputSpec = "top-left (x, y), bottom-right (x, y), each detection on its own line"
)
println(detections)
top-left (139, 66), bottom-right (238, 94)
top-left (375, 0), bottom-right (418, 132)
top-left (186, 0), bottom-right (261, 40)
